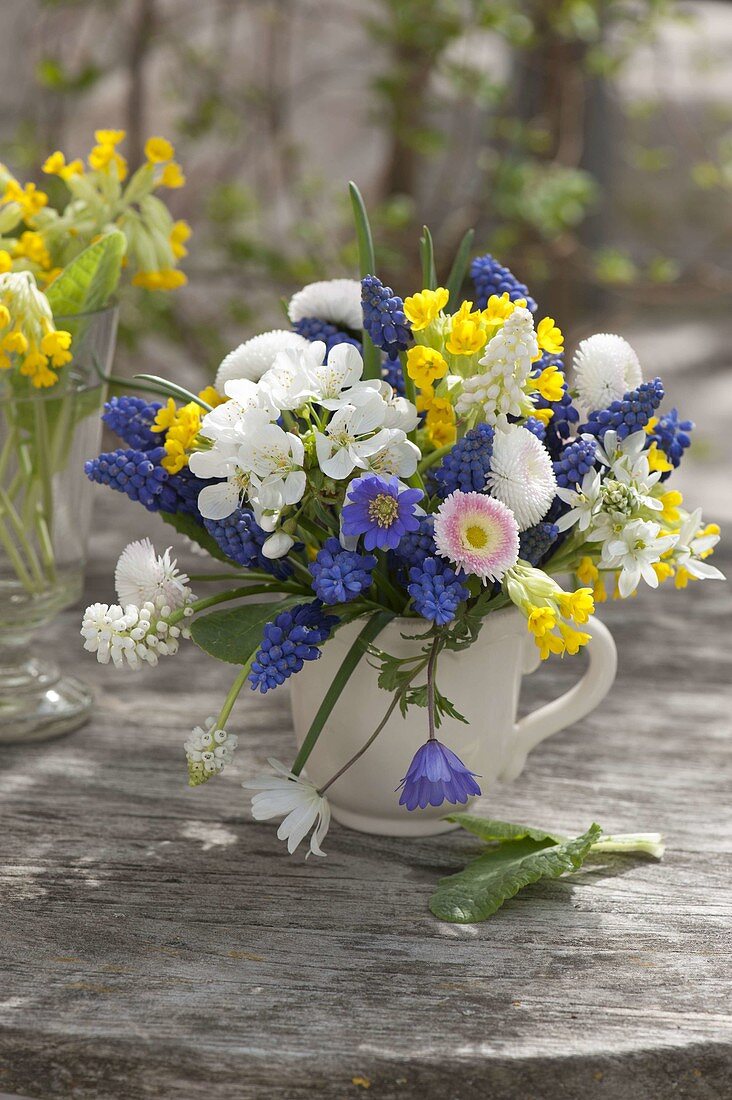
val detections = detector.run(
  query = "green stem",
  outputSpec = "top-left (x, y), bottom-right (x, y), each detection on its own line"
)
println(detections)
top-left (32, 400), bottom-right (54, 541)
top-left (590, 833), bottom-right (665, 859)
top-left (0, 487), bottom-right (45, 587)
top-left (168, 583), bottom-right (299, 626)
top-left (291, 610), bottom-right (395, 777)
top-left (0, 514), bottom-right (35, 593)
top-left (217, 660), bottom-right (255, 728)
top-left (418, 443), bottom-right (452, 474)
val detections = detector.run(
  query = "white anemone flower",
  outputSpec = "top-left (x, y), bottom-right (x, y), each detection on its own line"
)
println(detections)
top-left (485, 425), bottom-right (557, 531)
top-left (243, 759), bottom-right (331, 857)
top-left (114, 538), bottom-right (191, 610)
top-left (362, 429), bottom-right (420, 478)
top-left (573, 334), bottom-right (642, 413)
top-left (287, 278), bottom-right (363, 332)
top-left (315, 397), bottom-right (389, 479)
top-left (672, 508), bottom-right (725, 583)
top-left (599, 518), bottom-right (677, 598)
top-left (555, 468), bottom-right (603, 532)
top-left (258, 342), bottom-right (324, 411)
top-left (237, 418), bottom-right (306, 507)
top-left (215, 330), bottom-right (310, 389)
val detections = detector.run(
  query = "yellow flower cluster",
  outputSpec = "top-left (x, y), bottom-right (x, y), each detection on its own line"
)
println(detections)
top-left (505, 561), bottom-right (593, 660)
top-left (0, 130), bottom-right (189, 294)
top-left (0, 271), bottom-right (72, 388)
top-left (152, 388), bottom-right (226, 473)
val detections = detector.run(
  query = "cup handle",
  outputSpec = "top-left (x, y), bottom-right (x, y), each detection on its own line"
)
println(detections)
top-left (500, 615), bottom-right (617, 781)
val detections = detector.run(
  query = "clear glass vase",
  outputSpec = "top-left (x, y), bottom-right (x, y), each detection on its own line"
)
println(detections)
top-left (0, 305), bottom-right (118, 742)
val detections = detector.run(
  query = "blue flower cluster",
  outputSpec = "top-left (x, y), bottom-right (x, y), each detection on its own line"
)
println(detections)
top-left (519, 522), bottom-right (560, 567)
top-left (432, 423), bottom-right (494, 497)
top-left (581, 378), bottom-right (665, 442)
top-left (523, 416), bottom-right (547, 443)
top-left (102, 395), bottom-right (163, 450)
top-left (648, 408), bottom-right (693, 470)
top-left (408, 557), bottom-right (469, 626)
top-left (397, 739), bottom-right (481, 811)
top-left (470, 254), bottom-right (536, 313)
top-left (249, 601), bottom-right (338, 694)
top-left (168, 466), bottom-right (211, 521)
top-left (309, 538), bottom-right (377, 605)
top-left (204, 508), bottom-right (293, 579)
top-left (382, 354), bottom-right (406, 397)
top-left (84, 447), bottom-right (177, 513)
top-left (361, 275), bottom-right (412, 358)
top-left (553, 437), bottom-right (597, 489)
top-left (293, 317), bottom-right (361, 354)
top-left (393, 515), bottom-right (435, 571)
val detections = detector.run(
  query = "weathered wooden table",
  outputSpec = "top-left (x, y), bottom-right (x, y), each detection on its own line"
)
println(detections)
top-left (1, 498), bottom-right (730, 1099)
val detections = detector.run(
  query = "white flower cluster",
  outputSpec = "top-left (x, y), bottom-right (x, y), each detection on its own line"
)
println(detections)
top-left (81, 598), bottom-right (190, 669)
top-left (191, 340), bottom-right (419, 557)
top-left (81, 539), bottom-right (193, 669)
top-left (185, 717), bottom-right (239, 786)
top-left (455, 306), bottom-right (539, 428)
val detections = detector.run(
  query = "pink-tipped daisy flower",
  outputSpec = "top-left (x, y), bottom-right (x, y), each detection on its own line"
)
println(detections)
top-left (433, 491), bottom-right (519, 583)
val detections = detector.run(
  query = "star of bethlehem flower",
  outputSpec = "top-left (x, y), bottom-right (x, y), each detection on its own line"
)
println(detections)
top-left (214, 330), bottom-right (310, 389)
top-left (572, 333), bottom-right (642, 414)
top-left (555, 468), bottom-right (603, 533)
top-left (599, 519), bottom-right (677, 598)
top-left (114, 538), bottom-right (191, 609)
top-left (670, 508), bottom-right (725, 585)
top-left (243, 759), bottom-right (331, 857)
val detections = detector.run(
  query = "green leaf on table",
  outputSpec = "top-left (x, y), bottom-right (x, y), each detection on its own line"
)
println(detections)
top-left (444, 813), bottom-right (564, 845)
top-left (191, 598), bottom-right (300, 665)
top-left (159, 509), bottom-right (231, 564)
top-left (46, 230), bottom-right (126, 322)
top-left (430, 823), bottom-right (602, 923)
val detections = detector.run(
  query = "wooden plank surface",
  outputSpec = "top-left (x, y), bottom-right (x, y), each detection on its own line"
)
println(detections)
top-left (1, 493), bottom-right (730, 1099)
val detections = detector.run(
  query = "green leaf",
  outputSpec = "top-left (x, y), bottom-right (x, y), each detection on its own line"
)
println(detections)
top-left (191, 598), bottom-right (300, 665)
top-left (291, 611), bottom-right (394, 776)
top-left (46, 231), bottom-right (126, 324)
top-left (348, 181), bottom-right (381, 380)
top-left (430, 824), bottom-right (602, 923)
top-left (445, 227), bottom-right (475, 309)
top-left (445, 813), bottom-right (564, 844)
top-left (419, 225), bottom-right (437, 290)
top-left (134, 374), bottom-right (213, 411)
top-left (159, 509), bottom-right (231, 564)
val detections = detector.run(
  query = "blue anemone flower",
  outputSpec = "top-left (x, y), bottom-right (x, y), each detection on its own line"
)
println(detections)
top-left (397, 740), bottom-right (481, 811)
top-left (341, 474), bottom-right (422, 552)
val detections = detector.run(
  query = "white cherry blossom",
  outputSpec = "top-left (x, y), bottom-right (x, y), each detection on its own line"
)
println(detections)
top-left (314, 397), bottom-right (389, 480)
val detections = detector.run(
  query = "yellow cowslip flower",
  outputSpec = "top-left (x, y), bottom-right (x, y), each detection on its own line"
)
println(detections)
top-left (527, 605), bottom-right (557, 638)
top-left (646, 442), bottom-right (673, 474)
top-left (534, 363), bottom-right (565, 402)
top-left (169, 220), bottom-right (192, 260)
top-left (132, 268), bottom-right (187, 291)
top-left (0, 303), bottom-right (9, 328)
top-left (536, 316), bottom-right (564, 356)
top-left (160, 401), bottom-right (202, 474)
top-left (446, 301), bottom-right (487, 356)
top-left (652, 561), bottom-right (675, 584)
top-left (19, 346), bottom-right (57, 388)
top-left (674, 565), bottom-right (693, 590)
top-left (145, 136), bottom-right (175, 164)
top-left (159, 162), bottom-right (186, 189)
top-left (0, 251), bottom-right (12, 274)
top-left (198, 385), bottom-right (226, 408)
top-left (658, 489), bottom-right (683, 525)
top-left (3, 329), bottom-right (28, 355)
top-left (13, 231), bottom-right (53, 270)
top-left (95, 129), bottom-right (126, 146)
top-left (531, 406), bottom-right (554, 426)
top-left (403, 287), bottom-right (448, 331)
top-left (558, 587), bottom-right (595, 625)
top-left (40, 328), bottom-right (72, 368)
top-left (536, 630), bottom-right (565, 661)
top-left (42, 151), bottom-right (84, 181)
top-left (152, 397), bottom-right (179, 434)
top-left (698, 523), bottom-right (720, 558)
top-left (419, 393), bottom-right (454, 423)
top-left (644, 416), bottom-right (659, 435)
top-left (483, 292), bottom-right (524, 326)
top-left (558, 622), bottom-right (591, 655)
top-left (406, 345), bottom-right (448, 390)
top-left (88, 141), bottom-right (128, 180)
top-left (427, 419), bottom-right (456, 447)
top-left (4, 179), bottom-right (48, 220)
top-left (575, 556), bottom-right (599, 586)
top-left (593, 576), bottom-right (607, 604)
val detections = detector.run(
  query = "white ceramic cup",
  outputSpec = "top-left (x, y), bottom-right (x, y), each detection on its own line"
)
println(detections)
top-left (290, 608), bottom-right (617, 837)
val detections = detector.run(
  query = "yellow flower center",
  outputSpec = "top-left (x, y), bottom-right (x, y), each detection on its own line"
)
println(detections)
top-left (368, 494), bottom-right (399, 528)
top-left (465, 524), bottom-right (487, 549)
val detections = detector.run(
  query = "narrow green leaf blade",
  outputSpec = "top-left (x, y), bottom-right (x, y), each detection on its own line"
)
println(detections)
top-left (348, 180), bottom-right (381, 380)
top-left (159, 510), bottom-right (231, 564)
top-left (46, 230), bottom-right (125, 320)
top-left (445, 813), bottom-right (564, 845)
top-left (292, 610), bottom-right (394, 775)
top-left (445, 227), bottom-right (475, 310)
top-left (191, 598), bottom-right (300, 665)
top-left (430, 824), bottom-right (602, 923)
top-left (419, 225), bottom-right (437, 290)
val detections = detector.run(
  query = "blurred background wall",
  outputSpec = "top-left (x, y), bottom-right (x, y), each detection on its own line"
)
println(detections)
top-left (0, 0), bottom-right (729, 517)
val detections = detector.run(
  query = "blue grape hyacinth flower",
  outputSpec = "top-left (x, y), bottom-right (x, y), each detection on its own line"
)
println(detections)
top-left (397, 740), bottom-right (481, 811)
top-left (249, 601), bottom-right (338, 694)
top-left (361, 275), bottom-right (412, 358)
top-left (309, 538), bottom-right (377, 605)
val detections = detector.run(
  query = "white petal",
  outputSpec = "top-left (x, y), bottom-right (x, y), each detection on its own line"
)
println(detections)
top-left (197, 481), bottom-right (240, 520)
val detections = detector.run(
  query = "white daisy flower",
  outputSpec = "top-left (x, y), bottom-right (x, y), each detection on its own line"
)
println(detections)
top-left (243, 759), bottom-right (331, 858)
top-left (214, 330), bottom-right (310, 389)
top-left (486, 425), bottom-right (557, 531)
top-left (314, 397), bottom-right (389, 480)
top-left (572, 334), bottom-right (642, 413)
top-left (287, 278), bottom-right (363, 332)
top-left (599, 518), bottom-right (677, 598)
top-left (114, 538), bottom-right (191, 610)
top-left (185, 717), bottom-right (238, 786)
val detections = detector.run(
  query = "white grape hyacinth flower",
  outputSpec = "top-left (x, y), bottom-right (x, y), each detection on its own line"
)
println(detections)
top-left (599, 518), bottom-right (677, 598)
top-left (185, 717), bottom-right (239, 786)
top-left (114, 538), bottom-right (192, 610)
top-left (243, 759), bottom-right (331, 857)
top-left (572, 333), bottom-right (642, 414)
top-left (215, 330), bottom-right (310, 389)
top-left (81, 597), bottom-right (190, 670)
top-left (455, 306), bottom-right (538, 428)
top-left (486, 425), bottom-right (557, 531)
top-left (287, 278), bottom-right (363, 332)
